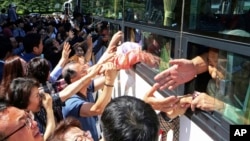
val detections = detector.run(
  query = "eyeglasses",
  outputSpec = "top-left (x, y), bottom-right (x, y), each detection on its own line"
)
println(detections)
top-left (0, 113), bottom-right (33, 141)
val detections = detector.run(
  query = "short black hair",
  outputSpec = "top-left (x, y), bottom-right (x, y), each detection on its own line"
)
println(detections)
top-left (23, 33), bottom-right (41, 53)
top-left (101, 96), bottom-right (160, 141)
top-left (8, 77), bottom-right (39, 109)
top-left (0, 35), bottom-right (12, 59)
top-left (26, 57), bottom-right (50, 84)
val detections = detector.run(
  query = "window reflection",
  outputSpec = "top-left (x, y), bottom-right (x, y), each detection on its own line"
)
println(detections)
top-left (86, 0), bottom-right (182, 29)
top-left (90, 0), bottom-right (123, 19)
top-left (185, 0), bottom-right (250, 43)
top-left (125, 27), bottom-right (175, 72)
top-left (124, 0), bottom-right (181, 28)
top-left (187, 43), bottom-right (250, 124)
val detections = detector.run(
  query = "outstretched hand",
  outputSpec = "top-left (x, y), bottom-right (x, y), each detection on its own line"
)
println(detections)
top-left (143, 85), bottom-right (179, 113)
top-left (154, 59), bottom-right (197, 90)
top-left (61, 42), bottom-right (71, 60)
top-left (107, 31), bottom-right (123, 53)
top-left (190, 92), bottom-right (224, 112)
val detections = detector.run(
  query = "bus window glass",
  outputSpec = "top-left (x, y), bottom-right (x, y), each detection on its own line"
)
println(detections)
top-left (184, 0), bottom-right (250, 44)
top-left (187, 43), bottom-right (250, 124)
top-left (125, 27), bottom-right (175, 72)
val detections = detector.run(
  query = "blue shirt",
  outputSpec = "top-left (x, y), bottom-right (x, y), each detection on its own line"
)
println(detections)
top-left (62, 81), bottom-right (99, 141)
top-left (49, 65), bottom-right (62, 84)
top-left (21, 52), bottom-right (38, 62)
top-left (13, 28), bottom-right (26, 37)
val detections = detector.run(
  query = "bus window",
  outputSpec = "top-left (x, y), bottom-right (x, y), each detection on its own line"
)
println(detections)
top-left (125, 27), bottom-right (175, 73)
top-left (187, 43), bottom-right (250, 124)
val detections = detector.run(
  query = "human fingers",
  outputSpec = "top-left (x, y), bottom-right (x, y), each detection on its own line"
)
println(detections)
top-left (165, 79), bottom-right (177, 90)
top-left (156, 83), bottom-right (169, 91)
top-left (174, 104), bottom-right (190, 115)
top-left (191, 98), bottom-right (199, 111)
top-left (191, 94), bottom-right (209, 111)
top-left (169, 59), bottom-right (188, 66)
top-left (156, 71), bottom-right (172, 84)
top-left (147, 85), bottom-right (158, 95)
top-left (163, 95), bottom-right (179, 105)
top-left (42, 93), bottom-right (52, 107)
top-left (156, 78), bottom-right (176, 90)
top-left (89, 64), bottom-right (102, 76)
top-left (168, 83), bottom-right (178, 90)
top-left (154, 69), bottom-right (170, 82)
top-left (63, 42), bottom-right (71, 56)
top-left (159, 96), bottom-right (179, 111)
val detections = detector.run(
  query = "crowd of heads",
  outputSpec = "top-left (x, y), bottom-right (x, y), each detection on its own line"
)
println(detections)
top-left (0, 4), bottom-right (161, 141)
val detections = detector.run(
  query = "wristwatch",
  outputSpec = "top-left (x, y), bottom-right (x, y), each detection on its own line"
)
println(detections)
top-left (160, 112), bottom-right (177, 123)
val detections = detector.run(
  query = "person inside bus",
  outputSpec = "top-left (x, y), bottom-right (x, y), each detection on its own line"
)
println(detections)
top-left (154, 47), bottom-right (250, 124)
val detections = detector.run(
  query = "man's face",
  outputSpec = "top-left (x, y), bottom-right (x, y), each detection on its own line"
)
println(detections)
top-left (34, 39), bottom-right (43, 55)
top-left (70, 63), bottom-right (89, 83)
top-left (0, 107), bottom-right (43, 141)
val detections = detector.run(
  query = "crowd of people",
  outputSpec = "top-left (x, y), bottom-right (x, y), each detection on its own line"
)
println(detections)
top-left (0, 2), bottom-right (242, 141)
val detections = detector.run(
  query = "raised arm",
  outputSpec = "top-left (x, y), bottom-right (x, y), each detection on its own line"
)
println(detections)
top-left (143, 85), bottom-right (189, 119)
top-left (97, 31), bottom-right (123, 64)
top-left (58, 64), bottom-right (102, 102)
top-left (41, 93), bottom-right (55, 141)
top-left (84, 34), bottom-right (93, 63)
top-left (79, 62), bottom-right (118, 117)
top-left (50, 42), bottom-right (71, 83)
top-left (154, 52), bottom-right (208, 90)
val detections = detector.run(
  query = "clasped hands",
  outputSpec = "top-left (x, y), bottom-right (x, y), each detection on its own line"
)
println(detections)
top-left (144, 84), bottom-right (225, 120)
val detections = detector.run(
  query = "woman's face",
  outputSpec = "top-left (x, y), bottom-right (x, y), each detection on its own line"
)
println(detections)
top-left (75, 47), bottom-right (84, 56)
top-left (27, 86), bottom-right (41, 113)
top-left (64, 127), bottom-right (94, 141)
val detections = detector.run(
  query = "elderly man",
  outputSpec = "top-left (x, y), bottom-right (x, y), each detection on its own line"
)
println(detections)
top-left (62, 61), bottom-right (118, 141)
top-left (0, 100), bottom-right (43, 141)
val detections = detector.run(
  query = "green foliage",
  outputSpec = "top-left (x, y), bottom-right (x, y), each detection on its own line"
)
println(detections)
top-left (0, 0), bottom-right (66, 15)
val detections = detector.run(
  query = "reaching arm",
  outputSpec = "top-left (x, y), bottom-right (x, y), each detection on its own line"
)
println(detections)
top-left (97, 31), bottom-right (123, 64)
top-left (41, 93), bottom-right (55, 141)
top-left (191, 52), bottom-right (209, 75)
top-left (58, 64), bottom-right (102, 102)
top-left (154, 52), bottom-right (209, 90)
top-left (79, 62), bottom-right (118, 117)
top-left (84, 35), bottom-right (93, 63)
top-left (143, 85), bottom-right (189, 119)
top-left (50, 42), bottom-right (71, 83)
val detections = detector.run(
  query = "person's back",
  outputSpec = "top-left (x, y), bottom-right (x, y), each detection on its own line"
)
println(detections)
top-left (7, 3), bottom-right (18, 22)
top-left (0, 35), bottom-right (13, 83)
top-left (101, 96), bottom-right (160, 141)
top-left (0, 8), bottom-right (8, 25)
